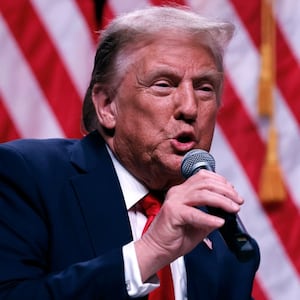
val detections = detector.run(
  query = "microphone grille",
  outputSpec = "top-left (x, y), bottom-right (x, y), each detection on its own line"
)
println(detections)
top-left (181, 149), bottom-right (216, 178)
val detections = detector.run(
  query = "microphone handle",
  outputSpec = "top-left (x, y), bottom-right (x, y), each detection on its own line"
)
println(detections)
top-left (207, 206), bottom-right (255, 262)
top-left (183, 155), bottom-right (256, 261)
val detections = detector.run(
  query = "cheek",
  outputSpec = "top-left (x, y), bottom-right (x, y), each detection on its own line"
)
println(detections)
top-left (197, 105), bottom-right (218, 144)
top-left (115, 112), bottom-right (153, 147)
top-left (199, 102), bottom-right (218, 124)
top-left (118, 100), bottom-right (167, 137)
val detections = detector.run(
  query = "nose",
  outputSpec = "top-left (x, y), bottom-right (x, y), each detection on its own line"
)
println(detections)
top-left (174, 83), bottom-right (197, 123)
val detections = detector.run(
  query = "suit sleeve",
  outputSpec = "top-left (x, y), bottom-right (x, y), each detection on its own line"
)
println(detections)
top-left (0, 144), bottom-right (129, 299)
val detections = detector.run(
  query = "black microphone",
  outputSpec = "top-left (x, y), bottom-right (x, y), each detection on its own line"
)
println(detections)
top-left (181, 149), bottom-right (255, 262)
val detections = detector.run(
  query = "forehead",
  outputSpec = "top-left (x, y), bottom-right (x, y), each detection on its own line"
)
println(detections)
top-left (125, 33), bottom-right (218, 74)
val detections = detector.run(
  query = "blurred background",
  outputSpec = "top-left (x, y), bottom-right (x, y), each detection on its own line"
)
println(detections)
top-left (1, 1), bottom-right (300, 299)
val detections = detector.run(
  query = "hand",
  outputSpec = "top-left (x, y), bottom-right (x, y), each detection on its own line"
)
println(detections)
top-left (134, 169), bottom-right (243, 282)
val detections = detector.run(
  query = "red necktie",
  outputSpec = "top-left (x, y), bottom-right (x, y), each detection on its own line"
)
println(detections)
top-left (141, 193), bottom-right (175, 300)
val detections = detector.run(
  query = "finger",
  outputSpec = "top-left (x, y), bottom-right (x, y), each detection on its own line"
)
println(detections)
top-left (183, 205), bottom-right (225, 229)
top-left (180, 188), bottom-right (241, 214)
top-left (190, 171), bottom-right (244, 204)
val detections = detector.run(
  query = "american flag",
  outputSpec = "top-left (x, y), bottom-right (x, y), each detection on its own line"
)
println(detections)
top-left (1, 1), bottom-right (300, 299)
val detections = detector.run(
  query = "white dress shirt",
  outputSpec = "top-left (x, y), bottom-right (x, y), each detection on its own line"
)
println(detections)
top-left (106, 146), bottom-right (187, 299)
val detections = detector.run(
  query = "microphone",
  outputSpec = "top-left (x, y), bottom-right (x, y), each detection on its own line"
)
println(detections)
top-left (181, 149), bottom-right (255, 262)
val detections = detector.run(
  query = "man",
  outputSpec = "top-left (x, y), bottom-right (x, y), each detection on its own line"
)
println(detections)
top-left (0, 6), bottom-right (259, 299)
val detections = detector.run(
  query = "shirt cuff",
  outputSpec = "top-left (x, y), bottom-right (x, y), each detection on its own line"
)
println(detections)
top-left (122, 241), bottom-right (159, 297)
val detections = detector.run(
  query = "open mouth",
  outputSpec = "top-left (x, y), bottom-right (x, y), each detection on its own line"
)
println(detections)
top-left (176, 133), bottom-right (194, 144)
top-left (171, 132), bottom-right (196, 153)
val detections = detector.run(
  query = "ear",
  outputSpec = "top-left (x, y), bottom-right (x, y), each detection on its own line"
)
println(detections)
top-left (92, 84), bottom-right (116, 129)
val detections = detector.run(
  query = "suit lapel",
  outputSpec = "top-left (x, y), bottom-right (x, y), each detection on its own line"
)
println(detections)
top-left (69, 131), bottom-right (133, 256)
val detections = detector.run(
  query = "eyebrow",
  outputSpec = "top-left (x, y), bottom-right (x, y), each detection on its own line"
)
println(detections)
top-left (192, 70), bottom-right (223, 82)
top-left (143, 66), bottom-right (223, 81)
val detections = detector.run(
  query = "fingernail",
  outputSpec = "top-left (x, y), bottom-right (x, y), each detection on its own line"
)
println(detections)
top-left (216, 217), bottom-right (225, 226)
top-left (232, 202), bottom-right (240, 210)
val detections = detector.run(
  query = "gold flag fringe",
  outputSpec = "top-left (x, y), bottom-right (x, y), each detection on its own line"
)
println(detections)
top-left (258, 0), bottom-right (285, 203)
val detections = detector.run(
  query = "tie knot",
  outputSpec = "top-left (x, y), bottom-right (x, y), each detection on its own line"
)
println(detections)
top-left (141, 192), bottom-right (162, 218)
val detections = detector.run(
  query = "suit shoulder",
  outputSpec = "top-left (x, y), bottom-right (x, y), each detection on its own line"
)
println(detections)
top-left (0, 138), bottom-right (80, 169)
top-left (1, 138), bottom-right (77, 156)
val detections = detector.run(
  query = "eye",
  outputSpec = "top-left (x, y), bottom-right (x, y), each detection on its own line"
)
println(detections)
top-left (194, 82), bottom-right (214, 91)
top-left (200, 84), bottom-right (214, 92)
top-left (153, 80), bottom-right (173, 88)
top-left (149, 79), bottom-right (175, 96)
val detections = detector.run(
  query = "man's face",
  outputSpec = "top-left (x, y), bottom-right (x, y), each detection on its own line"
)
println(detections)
top-left (100, 34), bottom-right (221, 190)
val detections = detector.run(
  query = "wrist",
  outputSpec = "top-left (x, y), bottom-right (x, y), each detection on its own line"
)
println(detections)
top-left (134, 236), bottom-right (171, 282)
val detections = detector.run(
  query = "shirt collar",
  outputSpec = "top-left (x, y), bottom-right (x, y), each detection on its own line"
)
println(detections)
top-left (106, 145), bottom-right (148, 210)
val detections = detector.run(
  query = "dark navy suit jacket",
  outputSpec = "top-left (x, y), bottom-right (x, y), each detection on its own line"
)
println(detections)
top-left (0, 131), bottom-right (259, 299)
